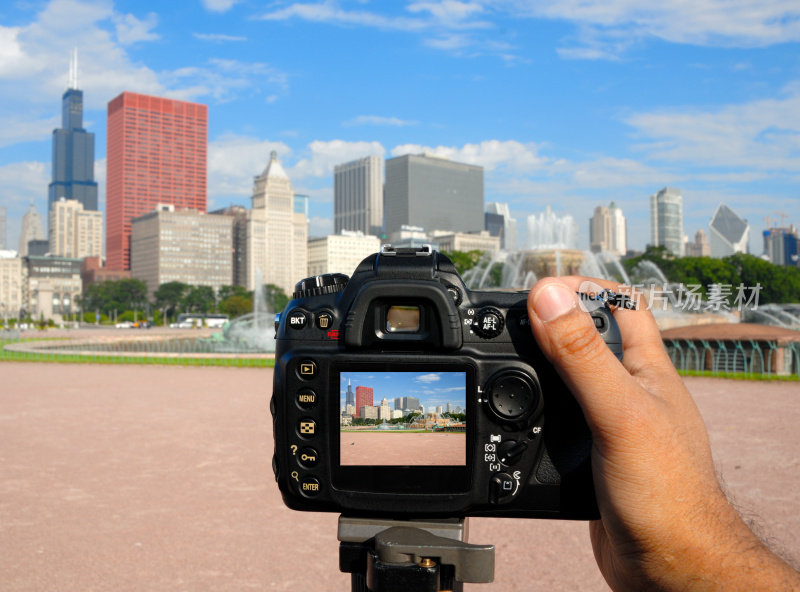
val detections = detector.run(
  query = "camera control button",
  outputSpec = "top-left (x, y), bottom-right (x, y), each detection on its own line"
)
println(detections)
top-left (297, 359), bottom-right (318, 379)
top-left (288, 310), bottom-right (308, 330)
top-left (472, 307), bottom-right (505, 339)
top-left (297, 447), bottom-right (319, 468)
top-left (316, 312), bottom-right (333, 329)
top-left (299, 476), bottom-right (322, 497)
top-left (298, 418), bottom-right (317, 438)
top-left (296, 389), bottom-right (318, 409)
top-left (489, 472), bottom-right (516, 503)
top-left (487, 372), bottom-right (538, 421)
top-left (498, 440), bottom-right (528, 466)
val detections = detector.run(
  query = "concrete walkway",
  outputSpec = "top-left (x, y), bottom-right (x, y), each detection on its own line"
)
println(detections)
top-left (0, 363), bottom-right (797, 591)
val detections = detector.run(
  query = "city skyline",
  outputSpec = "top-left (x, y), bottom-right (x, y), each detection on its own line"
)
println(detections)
top-left (339, 371), bottom-right (467, 416)
top-left (1, 1), bottom-right (798, 255)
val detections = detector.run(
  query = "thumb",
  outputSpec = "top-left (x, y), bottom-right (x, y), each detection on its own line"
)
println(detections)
top-left (527, 278), bottom-right (638, 434)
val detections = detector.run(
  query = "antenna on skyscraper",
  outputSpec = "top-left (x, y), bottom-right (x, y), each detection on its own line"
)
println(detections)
top-left (68, 48), bottom-right (78, 90)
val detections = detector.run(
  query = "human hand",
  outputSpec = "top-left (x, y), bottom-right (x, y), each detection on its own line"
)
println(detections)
top-left (526, 277), bottom-right (799, 591)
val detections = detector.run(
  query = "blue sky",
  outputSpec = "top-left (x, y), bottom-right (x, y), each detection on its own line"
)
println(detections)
top-left (340, 371), bottom-right (466, 412)
top-left (1, 0), bottom-right (799, 253)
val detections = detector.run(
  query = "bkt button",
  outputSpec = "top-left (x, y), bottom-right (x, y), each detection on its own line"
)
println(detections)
top-left (288, 311), bottom-right (308, 329)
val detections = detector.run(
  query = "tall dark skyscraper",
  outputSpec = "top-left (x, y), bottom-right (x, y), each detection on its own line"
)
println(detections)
top-left (48, 50), bottom-right (98, 212)
top-left (345, 379), bottom-right (355, 408)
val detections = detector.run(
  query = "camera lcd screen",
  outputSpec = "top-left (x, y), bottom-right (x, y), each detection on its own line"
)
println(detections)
top-left (339, 370), bottom-right (467, 466)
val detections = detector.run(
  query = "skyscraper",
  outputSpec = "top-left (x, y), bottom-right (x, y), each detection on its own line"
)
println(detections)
top-left (244, 151), bottom-right (307, 294)
top-left (485, 202), bottom-right (518, 250)
top-left (686, 229), bottom-right (711, 257)
top-left (130, 204), bottom-right (233, 298)
top-left (48, 198), bottom-right (103, 259)
top-left (355, 386), bottom-right (374, 419)
top-left (48, 50), bottom-right (98, 213)
top-left (708, 204), bottom-right (749, 258)
top-left (649, 187), bottom-right (683, 257)
top-left (590, 202), bottom-right (626, 256)
top-left (334, 155), bottom-right (383, 236)
top-left (106, 91), bottom-right (208, 270)
top-left (384, 154), bottom-right (483, 236)
top-left (19, 202), bottom-right (45, 257)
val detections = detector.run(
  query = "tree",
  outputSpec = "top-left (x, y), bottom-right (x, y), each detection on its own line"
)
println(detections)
top-left (154, 281), bottom-right (189, 321)
top-left (218, 285), bottom-right (250, 303)
top-left (182, 285), bottom-right (215, 314)
top-left (219, 294), bottom-right (252, 318)
top-left (441, 250), bottom-right (486, 275)
top-left (79, 279), bottom-right (147, 318)
top-left (261, 284), bottom-right (289, 313)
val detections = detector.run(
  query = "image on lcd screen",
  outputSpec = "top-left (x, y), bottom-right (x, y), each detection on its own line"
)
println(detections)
top-left (339, 371), bottom-right (467, 466)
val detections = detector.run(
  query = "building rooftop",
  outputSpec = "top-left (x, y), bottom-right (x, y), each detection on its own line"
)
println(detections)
top-left (710, 204), bottom-right (749, 244)
top-left (661, 322), bottom-right (800, 345)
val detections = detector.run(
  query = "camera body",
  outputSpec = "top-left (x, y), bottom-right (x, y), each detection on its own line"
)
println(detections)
top-left (270, 247), bottom-right (622, 519)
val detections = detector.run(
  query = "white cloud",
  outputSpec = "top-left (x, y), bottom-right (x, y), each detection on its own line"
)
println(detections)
top-left (201, 0), bottom-right (240, 12)
top-left (208, 134), bottom-right (293, 198)
top-left (258, 1), bottom-right (510, 58)
top-left (415, 373), bottom-right (441, 383)
top-left (0, 115), bottom-right (59, 149)
top-left (193, 32), bottom-right (248, 42)
top-left (162, 59), bottom-right (288, 103)
top-left (343, 115), bottom-right (418, 127)
top-left (290, 140), bottom-right (386, 180)
top-left (308, 216), bottom-right (334, 238)
top-left (0, 0), bottom-right (287, 143)
top-left (258, 3), bottom-right (428, 32)
top-left (503, 0), bottom-right (800, 57)
top-left (626, 85), bottom-right (800, 171)
top-left (391, 140), bottom-right (546, 173)
top-left (112, 11), bottom-right (159, 45)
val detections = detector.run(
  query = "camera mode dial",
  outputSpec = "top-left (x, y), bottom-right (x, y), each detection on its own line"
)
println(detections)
top-left (293, 273), bottom-right (349, 299)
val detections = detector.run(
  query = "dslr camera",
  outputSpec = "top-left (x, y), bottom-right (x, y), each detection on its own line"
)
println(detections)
top-left (271, 246), bottom-right (622, 519)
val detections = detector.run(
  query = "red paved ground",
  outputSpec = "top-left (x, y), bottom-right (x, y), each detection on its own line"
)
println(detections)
top-left (340, 431), bottom-right (466, 466)
top-left (0, 363), bottom-right (797, 591)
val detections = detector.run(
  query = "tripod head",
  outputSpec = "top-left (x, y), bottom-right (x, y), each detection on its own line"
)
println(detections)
top-left (337, 516), bottom-right (495, 592)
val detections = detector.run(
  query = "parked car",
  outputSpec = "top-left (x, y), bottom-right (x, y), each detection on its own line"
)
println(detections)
top-left (115, 321), bottom-right (134, 329)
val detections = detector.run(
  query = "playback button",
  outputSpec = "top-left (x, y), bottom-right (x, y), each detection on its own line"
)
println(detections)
top-left (297, 359), bottom-right (318, 379)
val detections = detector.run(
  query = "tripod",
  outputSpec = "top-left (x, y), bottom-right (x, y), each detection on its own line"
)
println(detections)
top-left (337, 516), bottom-right (495, 592)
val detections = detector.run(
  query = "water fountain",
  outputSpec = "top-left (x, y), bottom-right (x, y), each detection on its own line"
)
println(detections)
top-left (463, 206), bottom-right (636, 290)
top-left (212, 271), bottom-right (277, 352)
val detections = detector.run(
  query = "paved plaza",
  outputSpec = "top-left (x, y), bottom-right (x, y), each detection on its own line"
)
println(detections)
top-left (0, 362), bottom-right (798, 591)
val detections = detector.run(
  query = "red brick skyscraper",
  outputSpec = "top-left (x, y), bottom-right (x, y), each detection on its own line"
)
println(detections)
top-left (355, 386), bottom-right (374, 418)
top-left (106, 92), bottom-right (207, 270)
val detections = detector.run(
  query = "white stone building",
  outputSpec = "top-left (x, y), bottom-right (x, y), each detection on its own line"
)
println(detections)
top-left (307, 231), bottom-right (381, 277)
top-left (246, 152), bottom-right (307, 295)
top-left (48, 198), bottom-right (103, 259)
